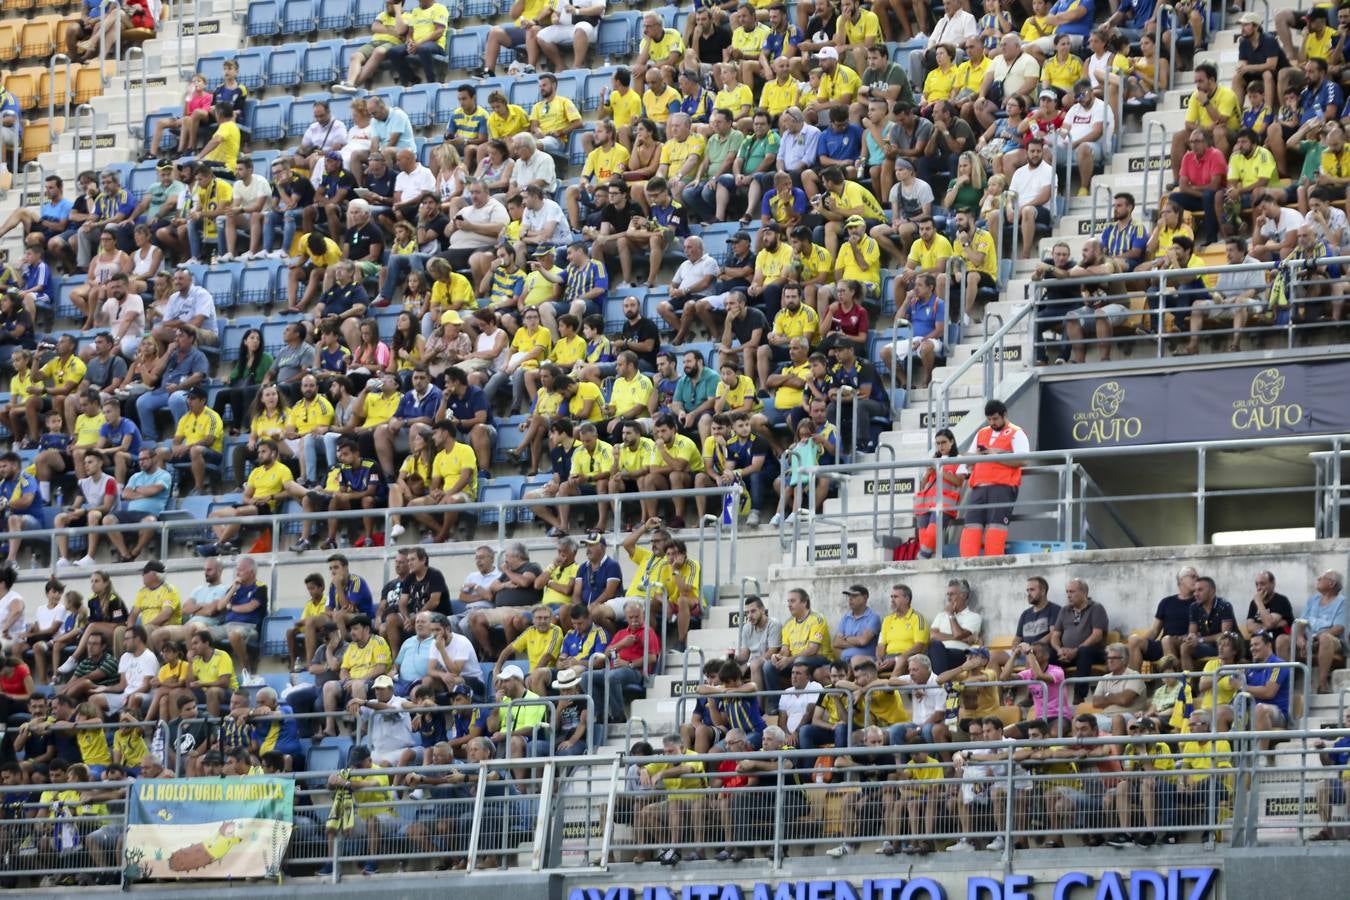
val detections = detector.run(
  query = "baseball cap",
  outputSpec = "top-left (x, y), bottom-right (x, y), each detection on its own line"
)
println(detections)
top-left (845, 215), bottom-right (866, 229)
top-left (499, 664), bottom-right (526, 682)
top-left (532, 245), bottom-right (556, 259)
top-left (187, 385), bottom-right (208, 400)
top-left (1038, 88), bottom-right (1057, 101)
top-left (372, 675), bottom-right (395, 689)
top-left (1237, 11), bottom-right (1261, 24)
top-left (579, 531), bottom-right (607, 547)
top-left (842, 584), bottom-right (869, 597)
top-left (817, 46), bottom-right (838, 61)
top-left (325, 150), bottom-right (342, 162)
top-left (449, 684), bottom-right (473, 698)
top-left (731, 231), bottom-right (752, 244)
top-left (143, 560), bottom-right (165, 574)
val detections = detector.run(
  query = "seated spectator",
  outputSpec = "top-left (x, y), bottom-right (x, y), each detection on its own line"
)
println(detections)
top-left (1221, 129), bottom-right (1276, 238)
top-left (1246, 628), bottom-right (1293, 740)
top-left (1049, 578), bottom-right (1108, 702)
top-left (926, 578), bottom-right (982, 676)
top-left (1311, 708), bottom-right (1350, 839)
top-left (762, 588), bottom-right (832, 695)
top-left (1301, 570), bottom-right (1347, 694)
top-left (832, 584), bottom-right (881, 663)
top-left (991, 138), bottom-right (1055, 259)
top-left (1057, 80), bottom-right (1108, 196)
top-left (334, 1), bottom-right (400, 93)
top-left (1169, 129), bottom-right (1227, 248)
top-left (1247, 570), bottom-right (1295, 659)
top-left (1085, 641), bottom-right (1147, 734)
top-left (385, 0), bottom-right (449, 87)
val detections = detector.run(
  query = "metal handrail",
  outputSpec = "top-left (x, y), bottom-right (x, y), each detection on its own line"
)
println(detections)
top-left (20, 161), bottom-right (43, 207)
top-left (1089, 180), bottom-right (1113, 235)
top-left (125, 46), bottom-right (147, 155)
top-left (48, 53), bottom-right (72, 128)
top-left (1142, 118), bottom-right (1169, 213)
top-left (73, 103), bottom-right (96, 179)
top-left (673, 686), bottom-right (856, 742)
top-left (927, 299), bottom-right (1034, 444)
top-left (800, 433), bottom-right (1350, 559)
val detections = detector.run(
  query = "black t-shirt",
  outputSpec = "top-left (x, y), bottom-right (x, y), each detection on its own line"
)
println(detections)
top-left (0, 309), bottom-right (35, 347)
top-left (925, 118), bottom-right (975, 158)
top-left (1152, 594), bottom-right (1194, 637)
top-left (693, 24), bottom-right (732, 65)
top-left (401, 567), bottom-right (450, 614)
top-left (1037, 257), bottom-right (1082, 305)
top-left (278, 174), bottom-right (315, 207)
top-left (621, 315), bottom-right (661, 368)
top-left (712, 251), bottom-right (753, 293)
top-left (364, 169), bottom-right (397, 203)
top-left (729, 307), bottom-right (768, 345)
top-left (420, 215), bottom-right (451, 252)
top-left (495, 562), bottom-right (543, 608)
top-left (805, 13), bottom-right (837, 41)
top-left (601, 201), bottom-right (643, 233)
top-left (321, 168), bottom-right (359, 200)
top-left (379, 577), bottom-right (404, 614)
top-left (1016, 601), bottom-right (1062, 644)
top-left (1189, 597), bottom-right (1236, 639)
top-left (1245, 592), bottom-right (1294, 636)
top-left (1238, 33), bottom-right (1288, 72)
top-left (345, 223), bottom-right (384, 263)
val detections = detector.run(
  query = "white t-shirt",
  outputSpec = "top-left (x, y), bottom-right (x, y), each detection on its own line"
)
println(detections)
top-left (510, 150), bottom-right (558, 195)
top-left (101, 293), bottom-right (146, 337)
top-left (931, 608), bottom-right (983, 650)
top-left (672, 254), bottom-right (721, 291)
top-left (928, 9), bottom-right (977, 48)
top-left (461, 568), bottom-right (501, 606)
top-left (895, 672), bottom-right (946, 724)
top-left (1260, 206), bottom-right (1304, 241)
top-left (117, 649), bottom-right (160, 697)
top-left (0, 590), bottom-right (24, 640)
top-left (990, 53), bottom-right (1041, 93)
top-left (78, 472), bottom-right (118, 509)
top-left (434, 631), bottom-right (483, 683)
top-left (231, 174), bottom-right (272, 211)
top-left (1009, 161), bottom-right (1056, 211)
top-left (889, 178), bottom-right (935, 219)
top-left (521, 198), bottom-right (573, 245)
top-left (450, 197), bottom-right (509, 250)
top-left (1064, 98), bottom-right (1106, 143)
top-left (476, 327), bottom-right (510, 370)
top-left (34, 602), bottom-right (64, 636)
top-left (779, 680), bottom-right (821, 733)
top-left (394, 164), bottom-right (437, 203)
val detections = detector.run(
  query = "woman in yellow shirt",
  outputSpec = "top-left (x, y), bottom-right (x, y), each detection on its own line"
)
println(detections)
top-left (387, 424), bottom-right (434, 539)
top-left (921, 44), bottom-right (961, 110)
top-left (147, 639), bottom-right (190, 722)
top-left (0, 348), bottom-right (34, 440)
top-left (1139, 199), bottom-right (1193, 271)
top-left (389, 312), bottom-right (425, 386)
top-left (513, 364), bottom-right (564, 475)
top-left (1041, 33), bottom-right (1085, 96)
top-left (244, 384), bottom-right (297, 480)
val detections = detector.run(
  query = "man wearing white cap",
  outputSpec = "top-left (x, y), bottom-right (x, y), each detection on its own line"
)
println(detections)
top-left (531, 668), bottom-right (590, 757)
top-left (350, 674), bottom-right (419, 770)
top-left (489, 664), bottom-right (550, 773)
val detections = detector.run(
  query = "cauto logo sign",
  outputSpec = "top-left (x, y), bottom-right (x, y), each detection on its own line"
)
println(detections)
top-left (1071, 380), bottom-right (1142, 443)
top-left (1231, 368), bottom-right (1304, 432)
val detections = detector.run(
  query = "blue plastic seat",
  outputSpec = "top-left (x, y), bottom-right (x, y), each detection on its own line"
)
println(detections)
top-left (317, 0), bottom-right (352, 30)
top-left (369, 84), bottom-right (403, 112)
top-left (126, 160), bottom-right (158, 201)
top-left (202, 263), bottom-right (242, 310)
top-left (287, 94), bottom-right (320, 138)
top-left (245, 0), bottom-right (280, 38)
top-left (509, 76), bottom-right (540, 109)
top-left (477, 481), bottom-right (516, 525)
top-left (596, 12), bottom-right (640, 57)
top-left (582, 68), bottom-right (616, 112)
top-left (250, 97), bottom-right (291, 142)
top-left (261, 321), bottom-right (291, 356)
top-left (54, 275), bottom-right (85, 321)
top-left (326, 93), bottom-right (354, 125)
top-left (352, 0), bottom-right (383, 27)
top-left (234, 48), bottom-right (268, 91)
top-left (239, 261), bottom-right (280, 307)
top-left (449, 27), bottom-right (486, 70)
top-left (306, 736), bottom-right (352, 771)
top-left (514, 474), bottom-right (553, 523)
top-left (261, 611), bottom-right (296, 657)
top-left (401, 83), bottom-right (435, 128)
top-left (302, 39), bottom-right (343, 85)
top-left (281, 0), bottom-right (317, 35)
top-left (417, 135), bottom-right (443, 168)
top-left (196, 53), bottom-right (228, 90)
top-left (268, 44), bottom-right (303, 88)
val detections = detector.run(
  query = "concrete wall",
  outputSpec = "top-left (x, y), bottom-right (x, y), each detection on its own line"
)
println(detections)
top-left (763, 539), bottom-right (1350, 643)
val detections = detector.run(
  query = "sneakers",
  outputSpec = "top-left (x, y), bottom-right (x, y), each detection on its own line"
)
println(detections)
top-left (746, 510), bottom-right (760, 527)
top-left (1106, 833), bottom-right (1132, 848)
top-left (362, 862), bottom-right (378, 875)
top-left (353, 535), bottom-right (371, 548)
top-left (184, 257), bottom-right (202, 266)
top-left (291, 538), bottom-right (311, 553)
top-left (656, 847), bottom-right (679, 866)
top-left (875, 840), bottom-right (894, 855)
top-left (768, 512), bottom-right (783, 527)
top-left (56, 557), bottom-right (72, 567)
top-left (987, 836), bottom-right (1006, 851)
top-left (371, 532), bottom-right (386, 547)
top-left (57, 656), bottom-right (78, 675)
top-left (945, 839), bottom-right (976, 853)
top-left (76, 555), bottom-right (95, 567)
top-left (332, 82), bottom-right (358, 94)
top-left (389, 523), bottom-right (406, 540)
top-left (267, 249), bottom-right (288, 259)
top-left (218, 253), bottom-right (235, 262)
top-left (317, 864), bottom-right (333, 876)
top-left (825, 843), bottom-right (854, 857)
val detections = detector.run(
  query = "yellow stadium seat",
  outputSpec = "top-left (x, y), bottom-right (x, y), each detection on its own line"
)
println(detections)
top-left (73, 62), bottom-right (110, 104)
top-left (21, 119), bottom-right (51, 164)
top-left (987, 634), bottom-right (1016, 652)
top-left (0, 24), bottom-right (18, 63)
top-left (38, 66), bottom-right (75, 112)
top-left (4, 70), bottom-right (38, 111)
top-left (19, 18), bottom-right (55, 60)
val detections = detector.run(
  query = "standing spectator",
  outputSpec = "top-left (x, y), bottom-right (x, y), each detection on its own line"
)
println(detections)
top-left (927, 578), bottom-right (982, 675)
top-left (1300, 570), bottom-right (1347, 694)
top-left (959, 399), bottom-right (1030, 557)
top-left (1050, 578), bottom-right (1108, 702)
top-left (1182, 576), bottom-right (1237, 672)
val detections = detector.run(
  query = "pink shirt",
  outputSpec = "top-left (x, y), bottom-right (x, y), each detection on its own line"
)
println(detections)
top-left (1179, 146), bottom-right (1227, 190)
top-left (1018, 663), bottom-right (1068, 720)
top-left (185, 90), bottom-right (213, 116)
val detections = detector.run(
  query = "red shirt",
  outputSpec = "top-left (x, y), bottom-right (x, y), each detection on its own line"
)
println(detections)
top-left (1179, 146), bottom-right (1227, 190)
top-left (0, 663), bottom-right (30, 696)
top-left (717, 759), bottom-right (750, 789)
top-left (830, 302), bottom-right (869, 337)
top-left (1025, 111), bottom-right (1064, 146)
top-left (612, 625), bottom-right (660, 672)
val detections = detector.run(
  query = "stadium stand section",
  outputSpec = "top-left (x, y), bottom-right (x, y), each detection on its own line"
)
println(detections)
top-left (0, 0), bottom-right (1344, 890)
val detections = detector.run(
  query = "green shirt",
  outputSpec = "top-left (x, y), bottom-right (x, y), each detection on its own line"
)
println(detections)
top-left (500, 689), bottom-right (549, 734)
top-left (702, 129), bottom-right (745, 179)
top-left (737, 130), bottom-right (781, 175)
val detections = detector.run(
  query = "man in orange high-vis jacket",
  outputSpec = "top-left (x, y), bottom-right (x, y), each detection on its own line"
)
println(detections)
top-left (958, 399), bottom-right (1030, 557)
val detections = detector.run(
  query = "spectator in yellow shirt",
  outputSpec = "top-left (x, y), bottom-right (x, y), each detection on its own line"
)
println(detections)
top-left (206, 439), bottom-right (301, 554)
top-left (529, 73), bottom-right (584, 156)
top-left (951, 208), bottom-right (999, 323)
top-left (634, 12), bottom-right (686, 86)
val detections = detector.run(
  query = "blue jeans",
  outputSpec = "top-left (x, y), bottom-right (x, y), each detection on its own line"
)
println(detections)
top-left (746, 466), bottom-right (777, 513)
top-left (798, 724), bottom-right (838, 750)
top-left (384, 43), bottom-right (445, 84)
top-left (266, 209), bottom-right (305, 254)
top-left (135, 388), bottom-right (190, 441)
top-left (380, 252), bottom-right (427, 302)
top-left (187, 219), bottom-right (209, 260)
top-left (301, 433), bottom-right (328, 482)
top-left (585, 666), bottom-right (644, 721)
top-left (681, 181), bottom-right (717, 222)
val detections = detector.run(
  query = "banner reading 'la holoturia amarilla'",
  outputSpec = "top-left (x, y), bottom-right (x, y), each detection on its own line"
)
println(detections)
top-left (123, 777), bottom-right (293, 881)
top-left (1038, 360), bottom-right (1350, 450)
